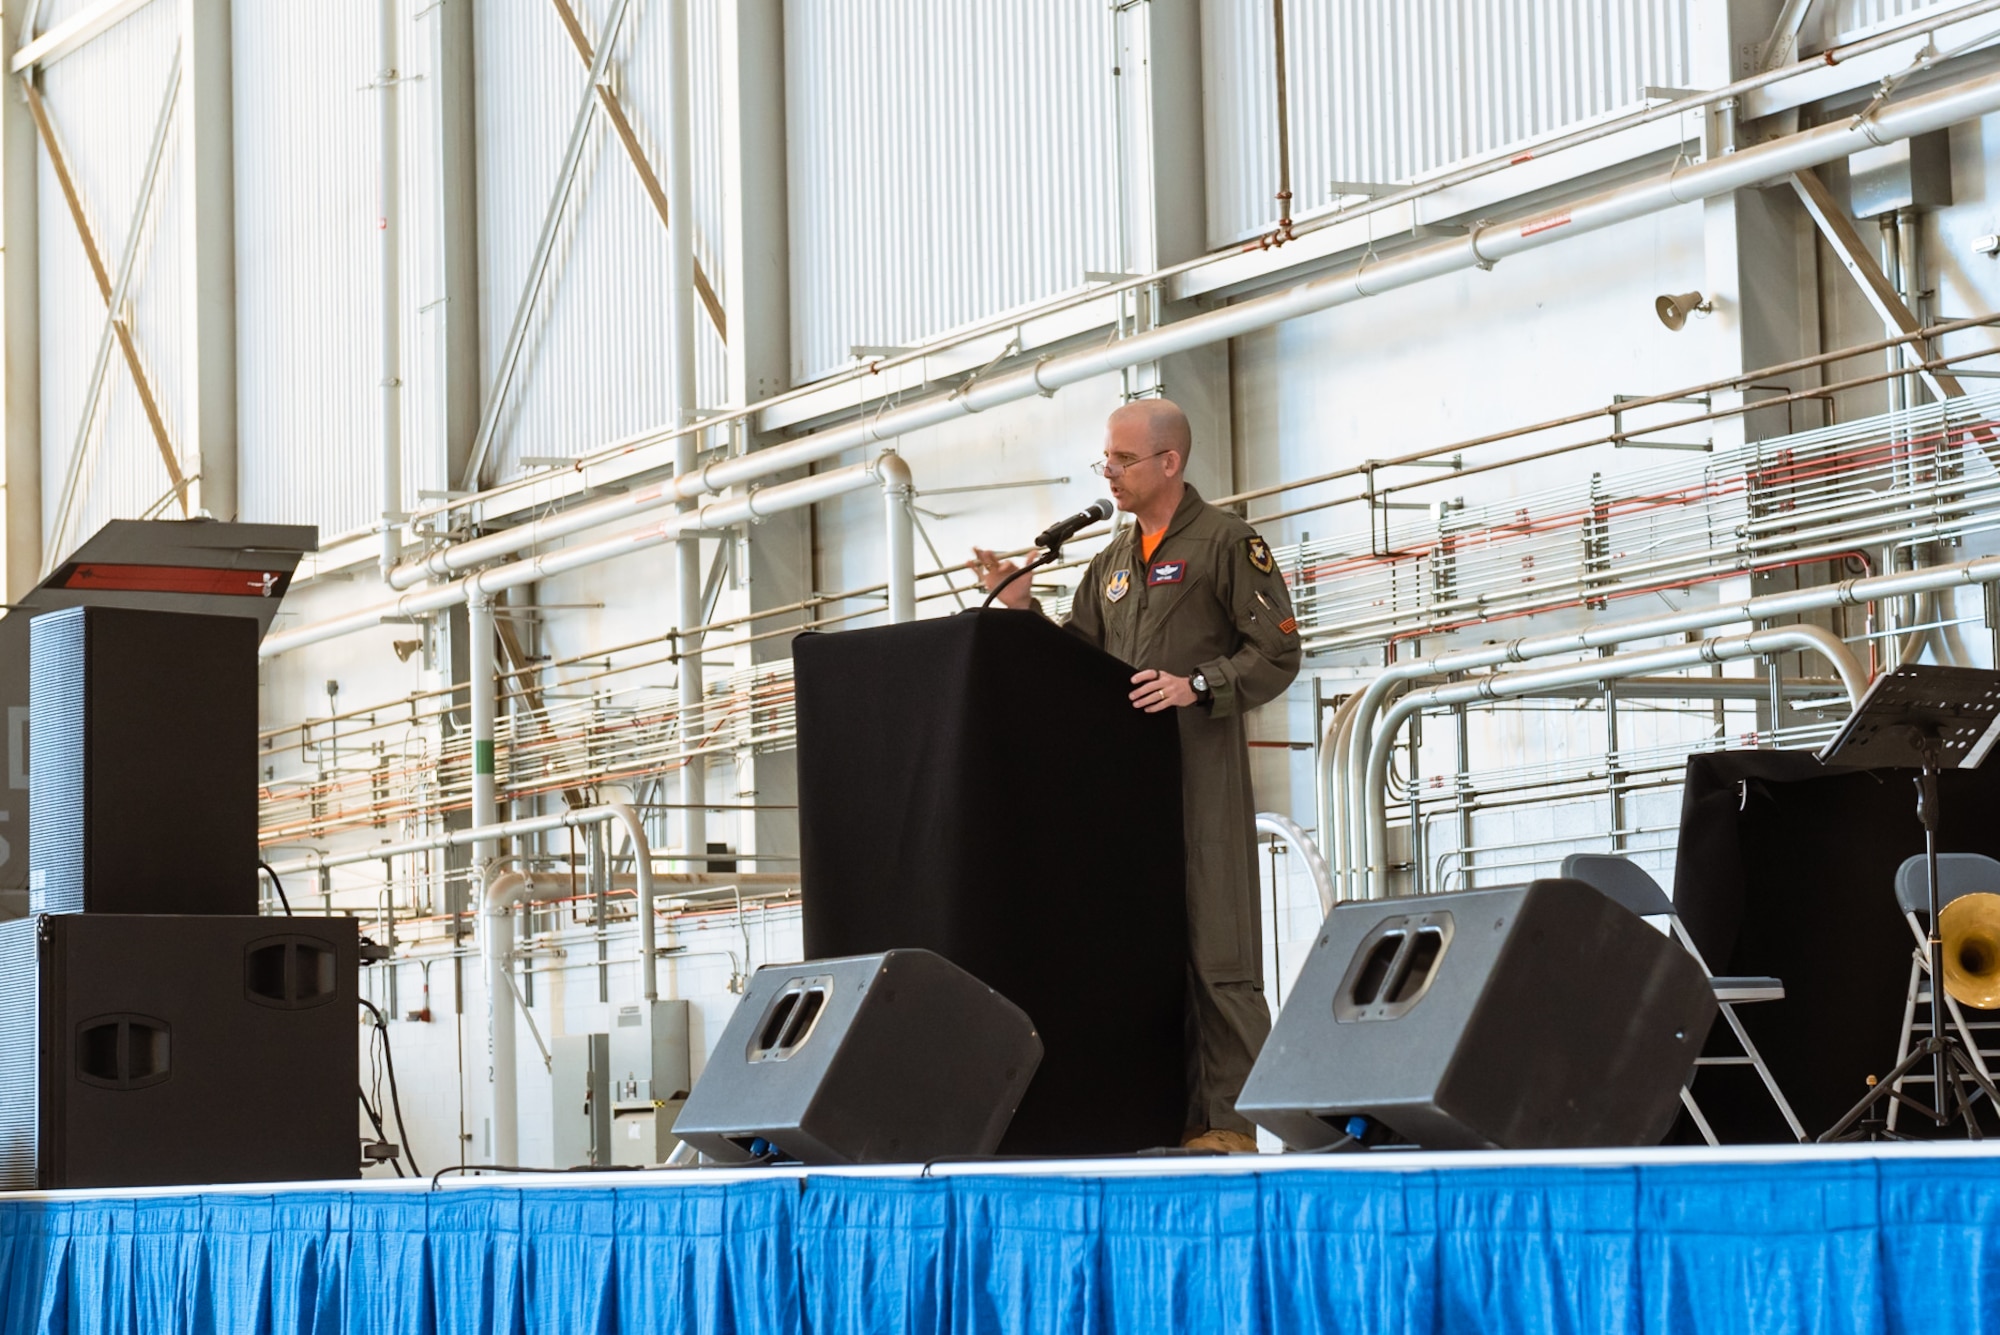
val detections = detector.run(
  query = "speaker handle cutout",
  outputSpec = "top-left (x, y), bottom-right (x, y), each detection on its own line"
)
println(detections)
top-left (75, 1013), bottom-right (172, 1090)
top-left (747, 975), bottom-right (835, 1062)
top-left (1334, 912), bottom-right (1455, 1023)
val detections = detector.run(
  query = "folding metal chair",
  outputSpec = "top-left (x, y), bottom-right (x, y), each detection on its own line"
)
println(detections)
top-left (1561, 853), bottom-right (1807, 1144)
top-left (1887, 852), bottom-right (2000, 1132)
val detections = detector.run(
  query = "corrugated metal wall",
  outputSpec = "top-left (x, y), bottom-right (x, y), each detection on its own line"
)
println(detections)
top-left (234, 0), bottom-right (446, 540)
top-left (473, 0), bottom-right (725, 484)
top-left (1818, 0), bottom-right (1956, 44)
top-left (783, 0), bottom-right (1123, 385)
top-left (35, 0), bottom-right (188, 563)
top-left (1202, 0), bottom-right (1692, 246)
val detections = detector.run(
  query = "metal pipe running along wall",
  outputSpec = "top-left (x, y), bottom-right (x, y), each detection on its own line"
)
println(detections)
top-left (1360, 626), bottom-right (1867, 900)
top-left (1325, 553), bottom-right (2000, 903)
top-left (369, 63), bottom-right (2000, 598)
top-left (261, 457), bottom-right (903, 658)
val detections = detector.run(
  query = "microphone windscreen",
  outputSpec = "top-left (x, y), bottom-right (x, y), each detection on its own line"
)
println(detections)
top-left (1088, 498), bottom-right (1114, 522)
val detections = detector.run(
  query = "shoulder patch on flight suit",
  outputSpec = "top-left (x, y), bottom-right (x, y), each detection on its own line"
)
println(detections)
top-left (1106, 569), bottom-right (1131, 603)
top-left (1147, 560), bottom-right (1186, 586)
top-left (1246, 535), bottom-right (1275, 574)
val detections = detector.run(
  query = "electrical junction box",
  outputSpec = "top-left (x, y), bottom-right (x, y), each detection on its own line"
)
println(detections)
top-left (614, 1098), bottom-right (689, 1166)
top-left (606, 999), bottom-right (691, 1165)
top-left (551, 1033), bottom-right (611, 1169)
top-left (1846, 130), bottom-right (1952, 218)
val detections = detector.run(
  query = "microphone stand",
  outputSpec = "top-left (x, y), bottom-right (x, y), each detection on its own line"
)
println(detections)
top-left (1815, 665), bottom-right (2000, 1142)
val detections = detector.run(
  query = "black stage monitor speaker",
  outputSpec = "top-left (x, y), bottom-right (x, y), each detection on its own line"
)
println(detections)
top-left (29, 606), bottom-right (258, 916)
top-left (1239, 878), bottom-right (1717, 1150)
top-left (0, 914), bottom-right (361, 1189)
top-left (673, 949), bottom-right (1042, 1165)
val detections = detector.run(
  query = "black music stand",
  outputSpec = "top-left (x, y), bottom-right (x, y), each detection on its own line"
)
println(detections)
top-left (1816, 664), bottom-right (2000, 1141)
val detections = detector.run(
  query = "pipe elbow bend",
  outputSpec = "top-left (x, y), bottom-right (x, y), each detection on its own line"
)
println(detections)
top-left (484, 869), bottom-right (533, 918)
top-left (873, 451), bottom-right (914, 493)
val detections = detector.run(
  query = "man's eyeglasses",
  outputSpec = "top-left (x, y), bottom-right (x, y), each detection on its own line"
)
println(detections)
top-left (1089, 450), bottom-right (1173, 479)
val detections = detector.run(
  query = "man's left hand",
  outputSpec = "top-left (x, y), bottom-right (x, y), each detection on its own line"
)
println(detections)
top-left (1129, 668), bottom-right (1195, 713)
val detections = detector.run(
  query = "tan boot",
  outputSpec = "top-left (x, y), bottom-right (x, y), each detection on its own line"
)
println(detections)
top-left (1180, 1128), bottom-right (1258, 1154)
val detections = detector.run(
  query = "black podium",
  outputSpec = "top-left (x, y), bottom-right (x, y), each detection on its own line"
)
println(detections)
top-left (793, 610), bottom-right (1188, 1155)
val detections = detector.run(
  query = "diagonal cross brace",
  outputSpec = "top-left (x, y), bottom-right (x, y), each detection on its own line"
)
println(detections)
top-left (1760, 0), bottom-right (1819, 72)
top-left (40, 52), bottom-right (186, 559)
top-left (1789, 166), bottom-right (1997, 452)
top-left (459, 0), bottom-right (635, 491)
top-left (23, 66), bottom-right (189, 533)
top-left (548, 0), bottom-right (726, 341)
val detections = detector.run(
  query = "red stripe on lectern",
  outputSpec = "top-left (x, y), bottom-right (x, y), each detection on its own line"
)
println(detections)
top-left (56, 563), bottom-right (288, 597)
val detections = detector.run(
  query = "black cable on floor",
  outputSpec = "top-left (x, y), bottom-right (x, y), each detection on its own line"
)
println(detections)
top-left (358, 1084), bottom-right (405, 1179)
top-left (258, 861), bottom-right (293, 916)
top-left (357, 997), bottom-right (420, 1175)
top-left (431, 1163), bottom-right (634, 1190)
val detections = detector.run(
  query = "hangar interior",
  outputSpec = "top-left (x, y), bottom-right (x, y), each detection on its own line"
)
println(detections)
top-left (6, 0), bottom-right (2000, 1182)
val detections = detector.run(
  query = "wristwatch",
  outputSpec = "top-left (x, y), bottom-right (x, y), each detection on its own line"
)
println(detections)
top-left (1190, 670), bottom-right (1212, 703)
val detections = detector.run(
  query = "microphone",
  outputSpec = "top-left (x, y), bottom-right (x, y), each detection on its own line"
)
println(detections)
top-left (1034, 499), bottom-right (1114, 551)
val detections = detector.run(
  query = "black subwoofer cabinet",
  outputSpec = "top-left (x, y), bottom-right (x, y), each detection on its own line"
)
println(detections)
top-left (0, 914), bottom-right (360, 1189)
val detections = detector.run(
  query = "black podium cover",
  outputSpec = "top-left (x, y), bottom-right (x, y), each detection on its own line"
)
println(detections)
top-left (793, 610), bottom-right (1187, 1155)
top-left (1672, 750), bottom-right (2000, 1140)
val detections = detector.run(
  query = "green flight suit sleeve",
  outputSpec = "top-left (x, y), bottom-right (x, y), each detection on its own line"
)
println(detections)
top-left (1061, 552), bottom-right (1107, 650)
top-left (1196, 530), bottom-right (1302, 719)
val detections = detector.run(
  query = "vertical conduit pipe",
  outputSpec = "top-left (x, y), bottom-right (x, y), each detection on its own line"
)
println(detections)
top-left (665, 0), bottom-right (705, 874)
top-left (878, 453), bottom-right (916, 623)
top-left (483, 868), bottom-right (525, 1166)
top-left (480, 802), bottom-right (652, 1167)
top-left (599, 801), bottom-right (660, 1001)
top-left (1901, 207), bottom-right (1926, 407)
top-left (1272, 0), bottom-right (1292, 236)
top-left (377, 0), bottom-right (403, 579)
top-left (469, 594), bottom-right (506, 1160)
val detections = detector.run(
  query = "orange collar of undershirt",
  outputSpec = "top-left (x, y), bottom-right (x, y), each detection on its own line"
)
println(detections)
top-left (1140, 528), bottom-right (1167, 561)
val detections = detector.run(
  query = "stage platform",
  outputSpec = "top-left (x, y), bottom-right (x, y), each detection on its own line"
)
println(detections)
top-left (0, 1141), bottom-right (1994, 1332)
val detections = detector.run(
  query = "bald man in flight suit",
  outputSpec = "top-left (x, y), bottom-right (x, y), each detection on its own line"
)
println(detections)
top-left (973, 398), bottom-right (1302, 1153)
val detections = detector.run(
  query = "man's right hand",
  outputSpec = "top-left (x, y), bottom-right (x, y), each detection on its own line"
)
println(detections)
top-left (969, 548), bottom-right (1032, 611)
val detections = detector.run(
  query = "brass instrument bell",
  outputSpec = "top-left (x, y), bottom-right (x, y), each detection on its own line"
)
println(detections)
top-left (1938, 892), bottom-right (2000, 1010)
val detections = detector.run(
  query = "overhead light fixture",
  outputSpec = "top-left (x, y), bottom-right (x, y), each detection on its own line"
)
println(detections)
top-left (1655, 290), bottom-right (1713, 331)
top-left (391, 639), bottom-right (423, 662)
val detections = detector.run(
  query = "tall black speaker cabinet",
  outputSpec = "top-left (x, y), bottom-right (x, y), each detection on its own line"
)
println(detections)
top-left (0, 914), bottom-right (361, 1189)
top-left (28, 606), bottom-right (257, 916)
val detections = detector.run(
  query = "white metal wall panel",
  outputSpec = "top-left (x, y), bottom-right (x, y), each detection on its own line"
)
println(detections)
top-left (235, 1), bottom-right (372, 538)
top-left (1202, 0), bottom-right (1691, 246)
top-left (784, 0), bottom-right (1122, 385)
top-left (35, 0), bottom-right (188, 564)
top-left (473, 0), bottom-right (725, 485)
top-left (233, 0), bottom-right (445, 542)
top-left (1816, 0), bottom-right (1956, 45)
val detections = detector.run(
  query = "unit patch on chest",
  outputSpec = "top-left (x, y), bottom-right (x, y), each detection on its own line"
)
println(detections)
top-left (1105, 569), bottom-right (1131, 603)
top-left (1247, 535), bottom-right (1275, 574)
top-left (1147, 560), bottom-right (1187, 586)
